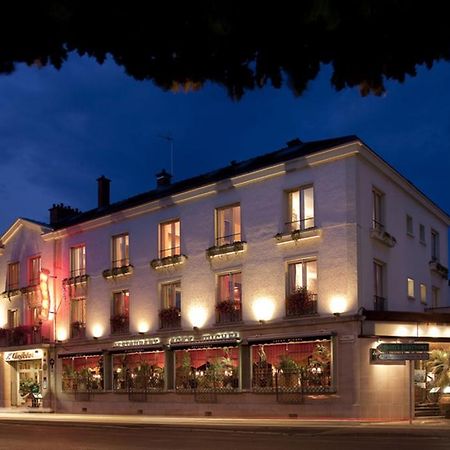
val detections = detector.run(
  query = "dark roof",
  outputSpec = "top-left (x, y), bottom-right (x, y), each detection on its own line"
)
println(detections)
top-left (51, 135), bottom-right (359, 230)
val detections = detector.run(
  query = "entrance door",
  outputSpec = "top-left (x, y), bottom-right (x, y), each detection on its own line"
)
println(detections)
top-left (16, 360), bottom-right (42, 406)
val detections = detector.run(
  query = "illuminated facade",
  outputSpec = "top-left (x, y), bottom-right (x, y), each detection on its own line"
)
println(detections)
top-left (0, 136), bottom-right (449, 419)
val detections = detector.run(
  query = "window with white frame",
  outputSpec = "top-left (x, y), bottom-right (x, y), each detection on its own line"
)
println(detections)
top-left (6, 262), bottom-right (19, 291)
top-left (431, 229), bottom-right (439, 261)
top-left (431, 286), bottom-right (440, 308)
top-left (407, 278), bottom-right (415, 299)
top-left (159, 220), bottom-right (180, 258)
top-left (70, 245), bottom-right (86, 277)
top-left (112, 234), bottom-right (129, 268)
top-left (161, 281), bottom-right (182, 310)
top-left (419, 224), bottom-right (426, 243)
top-left (287, 186), bottom-right (315, 232)
top-left (287, 259), bottom-right (318, 295)
top-left (372, 188), bottom-right (385, 231)
top-left (216, 204), bottom-right (241, 246)
top-left (420, 283), bottom-right (427, 304)
top-left (406, 215), bottom-right (413, 236)
top-left (28, 256), bottom-right (41, 286)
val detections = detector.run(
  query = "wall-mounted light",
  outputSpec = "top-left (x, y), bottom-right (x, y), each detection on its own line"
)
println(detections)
top-left (137, 321), bottom-right (150, 334)
top-left (330, 295), bottom-right (347, 316)
top-left (92, 324), bottom-right (104, 339)
top-left (56, 328), bottom-right (68, 341)
top-left (252, 297), bottom-right (275, 322)
top-left (188, 306), bottom-right (208, 329)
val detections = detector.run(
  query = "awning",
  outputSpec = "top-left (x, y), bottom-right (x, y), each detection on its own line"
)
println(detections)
top-left (58, 350), bottom-right (103, 359)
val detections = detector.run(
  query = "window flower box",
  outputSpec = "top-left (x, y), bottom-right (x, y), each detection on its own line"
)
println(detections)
top-left (429, 260), bottom-right (449, 279)
top-left (216, 301), bottom-right (242, 323)
top-left (370, 228), bottom-right (397, 247)
top-left (206, 241), bottom-right (247, 258)
top-left (150, 254), bottom-right (187, 270)
top-left (159, 307), bottom-right (181, 329)
top-left (102, 264), bottom-right (134, 279)
top-left (71, 321), bottom-right (86, 339)
top-left (274, 228), bottom-right (320, 244)
top-left (286, 288), bottom-right (317, 317)
top-left (63, 274), bottom-right (90, 286)
top-left (110, 314), bottom-right (129, 334)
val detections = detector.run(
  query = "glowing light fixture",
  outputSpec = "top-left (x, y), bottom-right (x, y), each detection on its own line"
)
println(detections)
top-left (92, 324), bottom-right (104, 339)
top-left (137, 321), bottom-right (150, 334)
top-left (330, 295), bottom-right (347, 316)
top-left (188, 306), bottom-right (208, 329)
top-left (252, 297), bottom-right (275, 322)
top-left (56, 328), bottom-right (68, 341)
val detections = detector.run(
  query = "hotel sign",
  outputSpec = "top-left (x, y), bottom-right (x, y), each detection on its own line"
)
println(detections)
top-left (113, 338), bottom-right (161, 348)
top-left (371, 342), bottom-right (430, 363)
top-left (5, 349), bottom-right (43, 362)
top-left (377, 343), bottom-right (429, 353)
top-left (169, 331), bottom-right (240, 345)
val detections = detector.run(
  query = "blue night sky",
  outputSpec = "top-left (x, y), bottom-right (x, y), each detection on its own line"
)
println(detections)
top-left (0, 55), bottom-right (449, 235)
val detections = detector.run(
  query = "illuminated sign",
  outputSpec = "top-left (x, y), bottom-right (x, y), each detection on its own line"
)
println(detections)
top-left (5, 349), bottom-right (43, 362)
top-left (169, 331), bottom-right (239, 345)
top-left (39, 269), bottom-right (50, 320)
top-left (113, 337), bottom-right (161, 348)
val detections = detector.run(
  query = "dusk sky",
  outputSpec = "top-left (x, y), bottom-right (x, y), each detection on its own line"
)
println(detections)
top-left (0, 55), bottom-right (449, 236)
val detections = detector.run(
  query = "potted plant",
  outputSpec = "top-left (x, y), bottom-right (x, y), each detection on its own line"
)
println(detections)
top-left (110, 314), bottom-right (129, 333)
top-left (11, 325), bottom-right (30, 346)
top-left (427, 349), bottom-right (450, 418)
top-left (0, 328), bottom-right (10, 346)
top-left (286, 287), bottom-right (316, 316)
top-left (278, 354), bottom-right (299, 388)
top-left (216, 300), bottom-right (241, 322)
top-left (159, 306), bottom-right (181, 329)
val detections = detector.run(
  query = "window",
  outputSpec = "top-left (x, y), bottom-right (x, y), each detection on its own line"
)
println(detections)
top-left (372, 188), bottom-right (384, 231)
top-left (161, 281), bottom-right (181, 310)
top-left (159, 220), bottom-right (180, 258)
top-left (216, 204), bottom-right (241, 246)
top-left (431, 286), bottom-right (440, 308)
top-left (61, 356), bottom-right (103, 391)
top-left (217, 272), bottom-right (242, 323)
top-left (70, 297), bottom-right (86, 338)
top-left (28, 256), bottom-right (41, 286)
top-left (420, 283), bottom-right (427, 304)
top-left (407, 278), bottom-right (415, 299)
top-left (6, 262), bottom-right (19, 291)
top-left (287, 186), bottom-right (314, 232)
top-left (111, 290), bottom-right (130, 334)
top-left (28, 306), bottom-right (40, 325)
top-left (431, 229), bottom-right (439, 261)
top-left (373, 260), bottom-right (386, 310)
top-left (70, 245), bottom-right (86, 277)
top-left (112, 234), bottom-right (129, 268)
top-left (419, 224), bottom-right (426, 243)
top-left (406, 215), bottom-right (413, 236)
top-left (7, 309), bottom-right (19, 328)
top-left (286, 260), bottom-right (318, 316)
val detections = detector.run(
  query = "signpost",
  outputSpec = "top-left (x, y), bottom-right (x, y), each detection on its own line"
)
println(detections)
top-left (370, 342), bottom-right (430, 424)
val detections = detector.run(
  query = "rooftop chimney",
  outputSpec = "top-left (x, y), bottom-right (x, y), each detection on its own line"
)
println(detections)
top-left (49, 204), bottom-right (80, 226)
top-left (97, 175), bottom-right (111, 208)
top-left (286, 138), bottom-right (303, 147)
top-left (156, 169), bottom-right (172, 188)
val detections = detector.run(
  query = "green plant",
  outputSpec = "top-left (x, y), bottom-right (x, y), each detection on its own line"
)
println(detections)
top-left (427, 349), bottom-right (450, 389)
top-left (278, 354), bottom-right (298, 372)
top-left (216, 300), bottom-right (237, 314)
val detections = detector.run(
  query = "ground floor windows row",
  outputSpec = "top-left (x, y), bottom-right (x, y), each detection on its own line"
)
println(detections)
top-left (60, 338), bottom-right (333, 394)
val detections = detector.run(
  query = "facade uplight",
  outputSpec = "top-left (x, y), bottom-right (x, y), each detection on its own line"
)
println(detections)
top-left (92, 324), bottom-right (104, 339)
top-left (188, 306), bottom-right (208, 329)
top-left (252, 297), bottom-right (275, 322)
top-left (330, 295), bottom-right (347, 315)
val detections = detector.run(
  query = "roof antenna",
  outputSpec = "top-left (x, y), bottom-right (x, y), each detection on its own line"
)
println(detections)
top-left (157, 133), bottom-right (174, 176)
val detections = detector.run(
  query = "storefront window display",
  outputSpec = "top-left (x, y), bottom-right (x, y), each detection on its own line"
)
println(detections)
top-left (112, 351), bottom-right (165, 391)
top-left (175, 347), bottom-right (239, 391)
top-left (251, 339), bottom-right (332, 393)
top-left (61, 355), bottom-right (104, 392)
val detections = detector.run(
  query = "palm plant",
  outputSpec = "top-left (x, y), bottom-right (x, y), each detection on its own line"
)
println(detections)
top-left (427, 349), bottom-right (450, 389)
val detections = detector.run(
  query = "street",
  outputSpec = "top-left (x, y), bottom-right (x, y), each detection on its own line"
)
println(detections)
top-left (0, 421), bottom-right (449, 450)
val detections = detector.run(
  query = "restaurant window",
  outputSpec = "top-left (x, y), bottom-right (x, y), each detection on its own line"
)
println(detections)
top-left (251, 339), bottom-right (333, 393)
top-left (70, 298), bottom-right (86, 339)
top-left (6, 262), bottom-right (19, 291)
top-left (286, 260), bottom-right (317, 316)
top-left (61, 355), bottom-right (104, 392)
top-left (216, 204), bottom-right (241, 246)
top-left (407, 278), bottom-right (415, 299)
top-left (175, 347), bottom-right (239, 391)
top-left (216, 272), bottom-right (242, 323)
top-left (7, 309), bottom-right (19, 329)
top-left (372, 188), bottom-right (384, 231)
top-left (112, 234), bottom-right (129, 268)
top-left (287, 186), bottom-right (314, 232)
top-left (111, 290), bottom-right (130, 334)
top-left (420, 283), bottom-right (427, 304)
top-left (373, 260), bottom-right (386, 311)
top-left (431, 229), bottom-right (439, 262)
top-left (112, 351), bottom-right (165, 391)
top-left (159, 282), bottom-right (181, 329)
top-left (70, 245), bottom-right (86, 277)
top-left (159, 220), bottom-right (180, 258)
top-left (28, 256), bottom-right (41, 286)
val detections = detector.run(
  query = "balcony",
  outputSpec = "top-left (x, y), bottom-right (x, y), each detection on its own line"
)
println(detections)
top-left (0, 325), bottom-right (47, 347)
top-left (370, 222), bottom-right (396, 248)
top-left (206, 240), bottom-right (247, 258)
top-left (215, 301), bottom-right (242, 324)
top-left (285, 289), bottom-right (318, 317)
top-left (374, 295), bottom-right (387, 311)
top-left (110, 314), bottom-right (129, 334)
top-left (70, 321), bottom-right (86, 339)
top-left (150, 254), bottom-right (187, 270)
top-left (102, 264), bottom-right (134, 280)
top-left (159, 307), bottom-right (181, 330)
top-left (429, 260), bottom-right (449, 279)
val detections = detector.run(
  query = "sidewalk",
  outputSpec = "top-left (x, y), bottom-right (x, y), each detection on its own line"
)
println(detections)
top-left (0, 409), bottom-right (448, 431)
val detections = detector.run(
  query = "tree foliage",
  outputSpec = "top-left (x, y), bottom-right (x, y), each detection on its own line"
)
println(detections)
top-left (1, 1), bottom-right (450, 99)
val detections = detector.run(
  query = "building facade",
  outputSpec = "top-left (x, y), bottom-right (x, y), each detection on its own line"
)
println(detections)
top-left (0, 135), bottom-right (449, 419)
